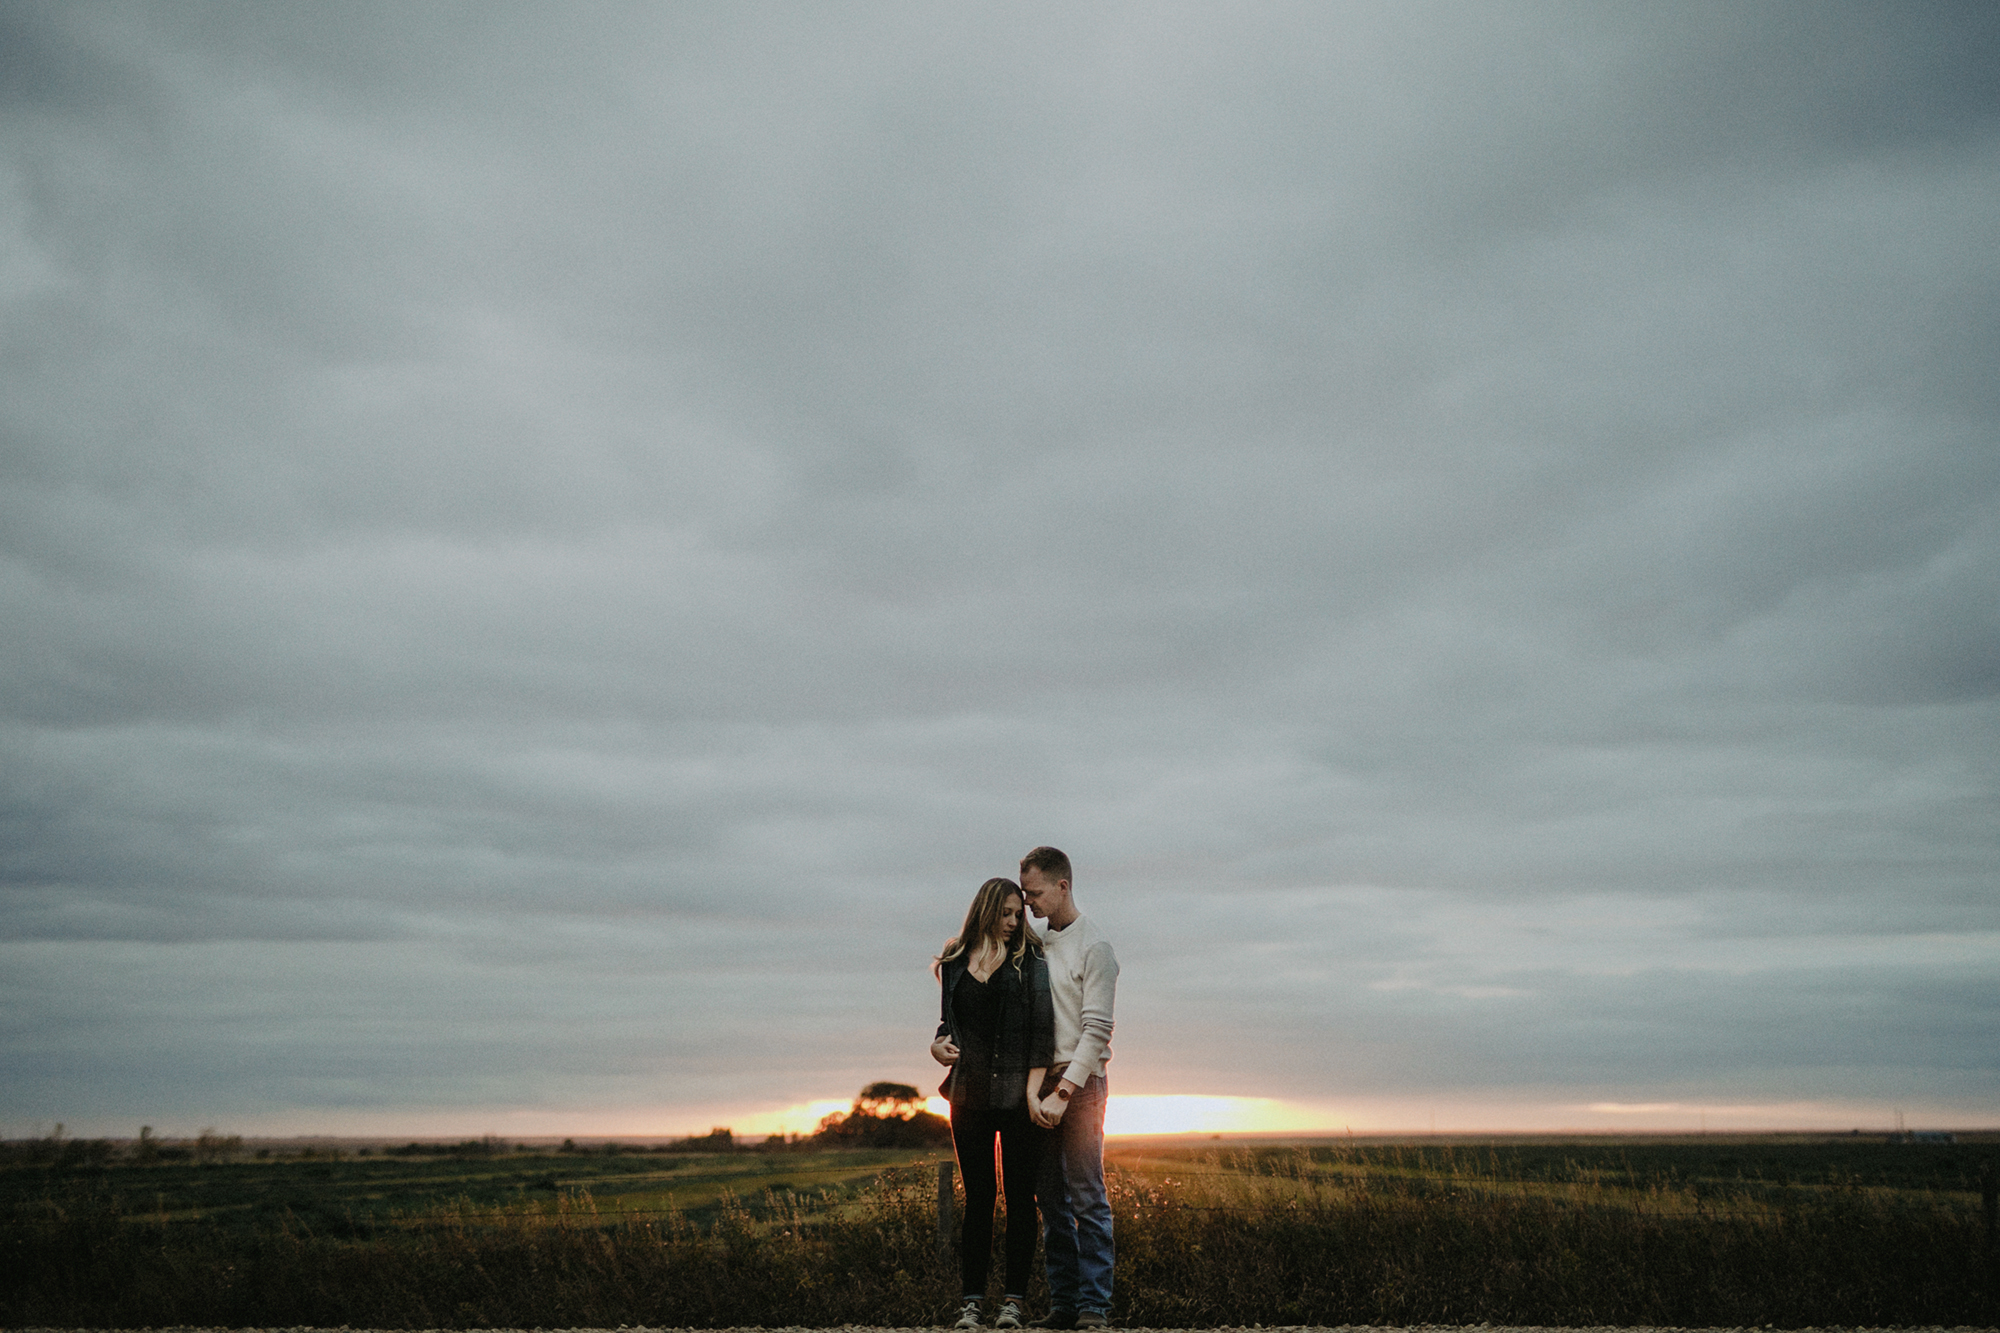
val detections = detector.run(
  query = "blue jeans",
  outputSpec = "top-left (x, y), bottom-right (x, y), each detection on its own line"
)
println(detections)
top-left (1038, 1073), bottom-right (1112, 1314)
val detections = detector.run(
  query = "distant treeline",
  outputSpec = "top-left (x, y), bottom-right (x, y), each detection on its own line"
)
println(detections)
top-left (4, 1081), bottom-right (951, 1167)
top-left (5, 1124), bottom-right (244, 1166)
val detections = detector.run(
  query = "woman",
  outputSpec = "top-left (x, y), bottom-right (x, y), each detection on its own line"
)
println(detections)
top-left (931, 877), bottom-right (1054, 1331)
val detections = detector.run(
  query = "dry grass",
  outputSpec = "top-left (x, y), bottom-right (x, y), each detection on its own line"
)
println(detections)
top-left (3, 1140), bottom-right (1993, 1327)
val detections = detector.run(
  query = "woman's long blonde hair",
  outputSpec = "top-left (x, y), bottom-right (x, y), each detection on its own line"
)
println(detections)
top-left (934, 877), bottom-right (1028, 977)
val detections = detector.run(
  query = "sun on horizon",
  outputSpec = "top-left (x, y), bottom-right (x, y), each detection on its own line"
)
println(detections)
top-left (744, 1093), bottom-right (1320, 1138)
top-left (717, 1091), bottom-right (1968, 1142)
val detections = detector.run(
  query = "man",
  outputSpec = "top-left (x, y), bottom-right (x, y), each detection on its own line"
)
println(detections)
top-left (1020, 846), bottom-right (1118, 1330)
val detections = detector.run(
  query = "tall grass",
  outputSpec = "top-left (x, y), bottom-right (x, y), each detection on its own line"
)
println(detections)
top-left (1110, 1145), bottom-right (1994, 1327)
top-left (3, 1167), bottom-right (956, 1328)
top-left (4, 1148), bottom-right (1992, 1327)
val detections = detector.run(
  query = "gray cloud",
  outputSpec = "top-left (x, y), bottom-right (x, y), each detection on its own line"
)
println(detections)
top-left (2, 0), bottom-right (1995, 1134)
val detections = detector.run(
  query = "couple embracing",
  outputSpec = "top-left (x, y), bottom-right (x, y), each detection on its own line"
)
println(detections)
top-left (931, 846), bottom-right (1119, 1331)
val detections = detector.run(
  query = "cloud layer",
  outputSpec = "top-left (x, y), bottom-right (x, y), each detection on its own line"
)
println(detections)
top-left (3, 0), bottom-right (1996, 1135)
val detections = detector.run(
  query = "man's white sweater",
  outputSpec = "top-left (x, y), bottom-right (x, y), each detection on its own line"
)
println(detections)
top-left (1035, 911), bottom-right (1118, 1082)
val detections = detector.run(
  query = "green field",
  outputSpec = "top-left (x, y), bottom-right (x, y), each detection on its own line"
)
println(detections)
top-left (3, 1132), bottom-right (1995, 1327)
top-left (1110, 1131), bottom-right (2000, 1216)
top-left (0, 1143), bottom-right (922, 1236)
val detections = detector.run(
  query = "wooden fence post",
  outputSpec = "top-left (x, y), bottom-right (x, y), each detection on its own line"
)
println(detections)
top-left (938, 1160), bottom-right (956, 1259)
top-left (1982, 1159), bottom-right (1997, 1316)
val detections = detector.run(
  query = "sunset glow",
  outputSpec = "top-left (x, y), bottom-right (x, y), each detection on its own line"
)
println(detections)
top-left (711, 1094), bottom-right (1330, 1139)
top-left (85, 1091), bottom-right (1982, 1145)
top-left (749, 1099), bottom-right (857, 1138)
top-left (913, 1094), bottom-right (1321, 1136)
top-left (746, 1095), bottom-right (1323, 1140)
top-left (1103, 1095), bottom-right (1314, 1136)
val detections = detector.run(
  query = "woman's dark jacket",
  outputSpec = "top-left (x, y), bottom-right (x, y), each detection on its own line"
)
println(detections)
top-left (935, 945), bottom-right (1055, 1111)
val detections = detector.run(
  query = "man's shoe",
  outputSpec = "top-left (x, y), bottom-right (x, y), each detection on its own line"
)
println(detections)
top-left (1030, 1311), bottom-right (1076, 1329)
top-left (1074, 1313), bottom-right (1109, 1330)
top-left (995, 1300), bottom-right (1025, 1329)
top-left (953, 1299), bottom-right (984, 1329)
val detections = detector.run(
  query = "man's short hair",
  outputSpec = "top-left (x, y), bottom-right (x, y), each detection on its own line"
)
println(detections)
top-left (1020, 845), bottom-right (1072, 885)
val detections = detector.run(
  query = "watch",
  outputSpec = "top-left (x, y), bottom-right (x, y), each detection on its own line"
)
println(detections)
top-left (1056, 1084), bottom-right (1073, 1101)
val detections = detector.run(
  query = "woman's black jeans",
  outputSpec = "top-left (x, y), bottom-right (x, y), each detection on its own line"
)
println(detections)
top-left (950, 1102), bottom-right (1043, 1299)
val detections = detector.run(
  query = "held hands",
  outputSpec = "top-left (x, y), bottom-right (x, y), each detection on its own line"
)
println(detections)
top-left (1030, 1077), bottom-right (1073, 1128)
top-left (930, 1035), bottom-right (960, 1067)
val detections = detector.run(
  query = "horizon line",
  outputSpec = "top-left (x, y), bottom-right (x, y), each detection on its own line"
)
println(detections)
top-left (17, 1125), bottom-right (1996, 1145)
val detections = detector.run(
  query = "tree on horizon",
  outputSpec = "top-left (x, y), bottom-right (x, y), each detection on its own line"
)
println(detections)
top-left (814, 1081), bottom-right (949, 1147)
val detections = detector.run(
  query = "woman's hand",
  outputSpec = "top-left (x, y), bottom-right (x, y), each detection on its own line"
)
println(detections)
top-left (1024, 1067), bottom-right (1047, 1118)
top-left (930, 1035), bottom-right (960, 1066)
top-left (1034, 1092), bottom-right (1068, 1128)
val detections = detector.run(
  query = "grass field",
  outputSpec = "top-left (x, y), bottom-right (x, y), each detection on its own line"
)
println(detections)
top-left (4, 1132), bottom-right (1995, 1327)
top-left (0, 1142), bottom-right (919, 1236)
top-left (1110, 1131), bottom-right (2000, 1217)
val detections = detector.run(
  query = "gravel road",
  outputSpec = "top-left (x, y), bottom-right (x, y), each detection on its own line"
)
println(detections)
top-left (16, 1325), bottom-right (1997, 1332)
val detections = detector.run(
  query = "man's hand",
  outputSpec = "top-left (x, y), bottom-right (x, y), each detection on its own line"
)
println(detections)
top-left (930, 1035), bottom-right (960, 1067)
top-left (1034, 1092), bottom-right (1068, 1128)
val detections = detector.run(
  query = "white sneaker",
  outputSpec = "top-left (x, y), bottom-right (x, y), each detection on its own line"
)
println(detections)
top-left (954, 1299), bottom-right (984, 1329)
top-left (996, 1299), bottom-right (1025, 1329)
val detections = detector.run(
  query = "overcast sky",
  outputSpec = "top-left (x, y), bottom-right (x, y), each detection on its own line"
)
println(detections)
top-left (3, 1), bottom-right (1996, 1140)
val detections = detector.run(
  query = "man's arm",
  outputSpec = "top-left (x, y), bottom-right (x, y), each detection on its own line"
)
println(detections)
top-left (1041, 939), bottom-right (1118, 1125)
top-left (1062, 939), bottom-right (1118, 1089)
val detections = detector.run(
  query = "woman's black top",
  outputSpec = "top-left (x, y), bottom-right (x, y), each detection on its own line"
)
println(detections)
top-left (936, 945), bottom-right (1054, 1112)
top-left (952, 972), bottom-right (1002, 1110)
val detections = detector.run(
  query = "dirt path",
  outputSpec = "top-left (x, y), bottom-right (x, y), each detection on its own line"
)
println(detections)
top-left (18, 1325), bottom-right (1997, 1332)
